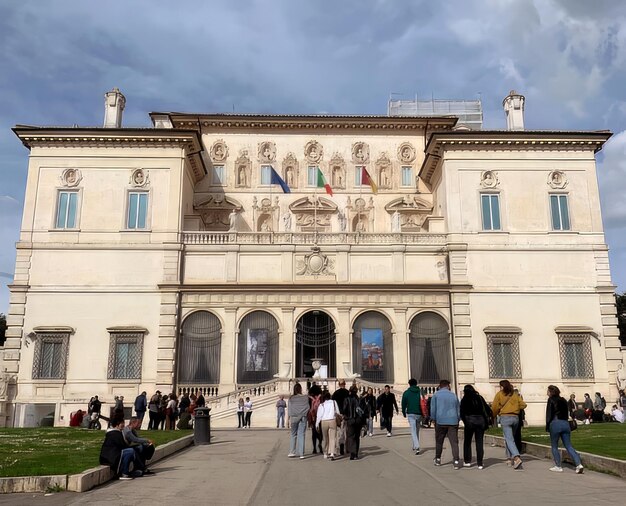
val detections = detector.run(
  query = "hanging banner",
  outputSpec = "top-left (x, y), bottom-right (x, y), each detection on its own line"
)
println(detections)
top-left (246, 328), bottom-right (268, 371)
top-left (362, 328), bottom-right (383, 371)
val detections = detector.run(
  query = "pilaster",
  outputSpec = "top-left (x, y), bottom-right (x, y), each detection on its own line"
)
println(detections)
top-left (156, 290), bottom-right (178, 393)
top-left (393, 308), bottom-right (408, 386)
top-left (336, 307), bottom-right (352, 377)
top-left (451, 292), bottom-right (475, 388)
top-left (220, 307), bottom-right (238, 390)
top-left (279, 307), bottom-right (295, 379)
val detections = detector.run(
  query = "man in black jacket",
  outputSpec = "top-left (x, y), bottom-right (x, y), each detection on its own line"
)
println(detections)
top-left (377, 385), bottom-right (399, 437)
top-left (99, 418), bottom-right (141, 480)
top-left (332, 380), bottom-right (349, 455)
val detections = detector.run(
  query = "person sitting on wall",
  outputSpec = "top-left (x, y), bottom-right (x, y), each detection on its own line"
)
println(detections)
top-left (99, 417), bottom-right (142, 480)
top-left (123, 416), bottom-right (156, 475)
top-left (611, 405), bottom-right (625, 423)
top-left (69, 409), bottom-right (85, 427)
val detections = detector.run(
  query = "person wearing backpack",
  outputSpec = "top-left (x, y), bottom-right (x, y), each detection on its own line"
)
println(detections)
top-left (343, 385), bottom-right (366, 460)
top-left (460, 384), bottom-right (490, 469)
top-left (401, 379), bottom-right (423, 455)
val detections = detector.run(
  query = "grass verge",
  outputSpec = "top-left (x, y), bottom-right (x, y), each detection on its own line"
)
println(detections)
top-left (487, 423), bottom-right (626, 461)
top-left (0, 428), bottom-right (192, 477)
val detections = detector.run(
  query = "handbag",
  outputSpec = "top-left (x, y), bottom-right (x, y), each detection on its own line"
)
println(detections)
top-left (568, 419), bottom-right (577, 431)
top-left (333, 401), bottom-right (343, 425)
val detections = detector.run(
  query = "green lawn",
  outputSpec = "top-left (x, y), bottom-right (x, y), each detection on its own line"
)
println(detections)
top-left (488, 423), bottom-right (626, 461)
top-left (0, 428), bottom-right (192, 477)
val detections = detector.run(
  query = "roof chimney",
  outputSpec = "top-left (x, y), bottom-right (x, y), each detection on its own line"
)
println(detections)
top-left (103, 88), bottom-right (126, 128)
top-left (502, 90), bottom-right (525, 131)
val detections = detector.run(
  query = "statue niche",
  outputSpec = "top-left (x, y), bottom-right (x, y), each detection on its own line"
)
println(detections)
top-left (329, 153), bottom-right (346, 189)
top-left (346, 197), bottom-right (374, 233)
top-left (282, 153), bottom-right (299, 189)
top-left (252, 196), bottom-right (279, 232)
top-left (376, 153), bottom-right (392, 189)
top-left (235, 150), bottom-right (251, 188)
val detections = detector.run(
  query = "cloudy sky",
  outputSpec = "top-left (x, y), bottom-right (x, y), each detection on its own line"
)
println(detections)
top-left (1, 0), bottom-right (625, 313)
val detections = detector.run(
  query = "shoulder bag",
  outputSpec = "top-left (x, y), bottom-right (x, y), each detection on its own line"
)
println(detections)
top-left (334, 400), bottom-right (343, 425)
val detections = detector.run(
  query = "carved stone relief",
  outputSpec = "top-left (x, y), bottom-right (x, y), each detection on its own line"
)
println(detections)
top-left (548, 170), bottom-right (568, 189)
top-left (258, 141), bottom-right (276, 163)
top-left (352, 142), bottom-right (370, 164)
top-left (329, 153), bottom-right (346, 189)
top-left (253, 196), bottom-right (279, 231)
top-left (346, 196), bottom-right (374, 232)
top-left (289, 195), bottom-right (337, 232)
top-left (130, 168), bottom-right (149, 188)
top-left (282, 153), bottom-right (299, 189)
top-left (480, 170), bottom-right (499, 189)
top-left (193, 194), bottom-right (242, 231)
top-left (376, 153), bottom-right (392, 189)
top-left (235, 150), bottom-right (251, 188)
top-left (210, 140), bottom-right (229, 162)
top-left (397, 142), bottom-right (416, 163)
top-left (60, 168), bottom-right (82, 187)
top-left (304, 140), bottom-right (323, 163)
top-left (385, 196), bottom-right (433, 233)
top-left (296, 247), bottom-right (335, 278)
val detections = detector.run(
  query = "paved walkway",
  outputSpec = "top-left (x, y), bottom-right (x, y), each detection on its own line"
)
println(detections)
top-left (1, 427), bottom-right (624, 506)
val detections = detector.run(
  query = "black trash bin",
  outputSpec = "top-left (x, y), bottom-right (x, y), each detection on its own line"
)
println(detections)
top-left (194, 407), bottom-right (211, 445)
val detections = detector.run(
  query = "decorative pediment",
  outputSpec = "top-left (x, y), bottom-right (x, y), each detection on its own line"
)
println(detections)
top-left (385, 196), bottom-right (433, 212)
top-left (289, 196), bottom-right (337, 231)
top-left (193, 194), bottom-right (242, 231)
top-left (385, 196), bottom-right (432, 232)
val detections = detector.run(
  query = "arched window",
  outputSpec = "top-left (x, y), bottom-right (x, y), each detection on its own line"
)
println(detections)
top-left (178, 311), bottom-right (222, 384)
top-left (409, 312), bottom-right (451, 385)
top-left (352, 311), bottom-right (393, 383)
top-left (237, 311), bottom-right (279, 384)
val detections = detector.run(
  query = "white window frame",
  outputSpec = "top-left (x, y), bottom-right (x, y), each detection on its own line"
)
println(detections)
top-left (124, 189), bottom-right (151, 231)
top-left (260, 165), bottom-right (272, 185)
top-left (550, 193), bottom-right (571, 231)
top-left (480, 192), bottom-right (501, 231)
top-left (53, 189), bottom-right (81, 230)
top-left (307, 166), bottom-right (318, 187)
top-left (401, 166), bottom-right (413, 187)
top-left (212, 165), bottom-right (226, 186)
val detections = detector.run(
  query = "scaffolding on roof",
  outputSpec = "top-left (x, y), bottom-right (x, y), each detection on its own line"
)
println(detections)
top-left (387, 96), bottom-right (483, 130)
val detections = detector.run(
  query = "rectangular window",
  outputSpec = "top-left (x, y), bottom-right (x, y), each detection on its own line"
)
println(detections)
top-left (127, 192), bottom-right (148, 229)
top-left (401, 166), bottom-right (413, 187)
top-left (487, 333), bottom-right (521, 378)
top-left (55, 191), bottom-right (78, 229)
top-left (307, 166), bottom-right (318, 187)
top-left (355, 165), bottom-right (365, 186)
top-left (108, 332), bottom-right (144, 379)
top-left (558, 333), bottom-right (593, 379)
top-left (481, 193), bottom-right (501, 231)
top-left (32, 333), bottom-right (70, 379)
top-left (260, 165), bottom-right (272, 185)
top-left (550, 194), bottom-right (570, 230)
top-left (212, 165), bottom-right (225, 185)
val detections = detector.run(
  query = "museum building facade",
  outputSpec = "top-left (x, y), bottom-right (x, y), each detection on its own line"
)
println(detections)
top-left (0, 89), bottom-right (622, 426)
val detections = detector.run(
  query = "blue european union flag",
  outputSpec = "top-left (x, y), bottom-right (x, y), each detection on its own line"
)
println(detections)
top-left (270, 167), bottom-right (291, 193)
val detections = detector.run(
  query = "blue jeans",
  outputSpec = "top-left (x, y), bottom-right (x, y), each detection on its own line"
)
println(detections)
top-left (407, 414), bottom-right (422, 450)
top-left (118, 448), bottom-right (136, 476)
top-left (549, 419), bottom-right (581, 467)
top-left (500, 415), bottom-right (520, 458)
top-left (367, 416), bottom-right (374, 435)
top-left (289, 415), bottom-right (307, 456)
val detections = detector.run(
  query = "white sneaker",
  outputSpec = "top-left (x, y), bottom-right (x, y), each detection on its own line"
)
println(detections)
top-left (299, 456), bottom-right (305, 459)
top-left (463, 462), bottom-right (471, 467)
top-left (386, 432), bottom-right (392, 437)
top-left (323, 454), bottom-right (328, 459)
top-left (576, 464), bottom-right (584, 474)
top-left (549, 466), bottom-right (563, 472)
top-left (287, 453), bottom-right (296, 458)
top-left (477, 465), bottom-right (484, 470)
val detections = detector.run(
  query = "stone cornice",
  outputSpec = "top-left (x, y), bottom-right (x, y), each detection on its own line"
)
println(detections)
top-left (419, 130), bottom-right (612, 184)
top-left (151, 112), bottom-right (458, 132)
top-left (12, 126), bottom-right (207, 183)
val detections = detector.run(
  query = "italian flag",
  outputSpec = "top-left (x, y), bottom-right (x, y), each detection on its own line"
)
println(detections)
top-left (317, 167), bottom-right (333, 196)
top-left (361, 167), bottom-right (378, 194)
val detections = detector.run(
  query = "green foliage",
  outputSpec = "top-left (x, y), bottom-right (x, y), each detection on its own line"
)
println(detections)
top-left (45, 484), bottom-right (65, 493)
top-left (616, 292), bottom-right (626, 346)
top-left (488, 423), bottom-right (626, 460)
top-left (0, 427), bottom-right (192, 477)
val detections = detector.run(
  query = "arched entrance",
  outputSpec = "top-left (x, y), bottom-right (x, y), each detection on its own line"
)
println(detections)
top-left (352, 311), bottom-right (394, 383)
top-left (178, 311), bottom-right (222, 385)
top-left (237, 311), bottom-right (279, 384)
top-left (295, 311), bottom-right (336, 378)
top-left (409, 312), bottom-right (452, 385)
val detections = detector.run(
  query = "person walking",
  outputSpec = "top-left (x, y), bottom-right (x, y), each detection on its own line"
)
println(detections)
top-left (492, 380), bottom-right (527, 469)
top-left (276, 395), bottom-right (287, 429)
top-left (316, 390), bottom-right (339, 460)
top-left (244, 397), bottom-right (253, 428)
top-left (377, 385), bottom-right (399, 437)
top-left (513, 389), bottom-right (525, 455)
top-left (460, 384), bottom-right (490, 469)
top-left (344, 385), bottom-right (365, 460)
top-left (567, 394), bottom-right (577, 420)
top-left (166, 394), bottom-right (178, 430)
top-left (362, 387), bottom-right (377, 437)
top-left (134, 391), bottom-right (147, 425)
top-left (582, 393), bottom-right (593, 423)
top-left (332, 380), bottom-right (349, 455)
top-left (401, 379), bottom-right (423, 455)
top-left (287, 383), bottom-right (309, 459)
top-left (546, 385), bottom-right (584, 474)
top-left (430, 380), bottom-right (461, 469)
top-left (308, 384), bottom-right (323, 454)
top-left (237, 398), bottom-right (245, 428)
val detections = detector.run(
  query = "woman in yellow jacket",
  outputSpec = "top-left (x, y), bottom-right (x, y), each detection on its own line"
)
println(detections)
top-left (492, 380), bottom-right (527, 469)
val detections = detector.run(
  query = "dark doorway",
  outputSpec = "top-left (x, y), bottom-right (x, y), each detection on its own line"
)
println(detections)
top-left (295, 311), bottom-right (336, 378)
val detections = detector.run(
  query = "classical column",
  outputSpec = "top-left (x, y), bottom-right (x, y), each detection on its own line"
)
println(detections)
top-left (393, 308), bottom-right (409, 385)
top-left (280, 307), bottom-right (295, 379)
top-left (336, 307), bottom-right (352, 378)
top-left (220, 307), bottom-right (238, 392)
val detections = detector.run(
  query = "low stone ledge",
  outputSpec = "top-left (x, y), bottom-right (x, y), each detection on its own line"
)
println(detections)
top-left (67, 434), bottom-right (194, 493)
top-left (485, 435), bottom-right (626, 479)
top-left (0, 475), bottom-right (67, 494)
top-left (0, 434), bottom-right (195, 494)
